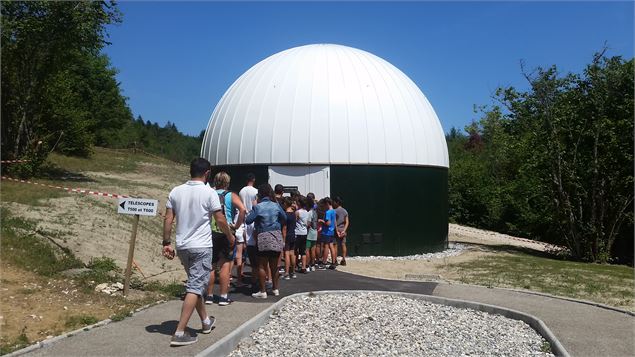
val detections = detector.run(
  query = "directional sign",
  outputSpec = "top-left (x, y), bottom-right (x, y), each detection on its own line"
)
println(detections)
top-left (117, 198), bottom-right (158, 216)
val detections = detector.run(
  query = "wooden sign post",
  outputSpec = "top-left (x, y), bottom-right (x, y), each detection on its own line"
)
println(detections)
top-left (123, 214), bottom-right (140, 297)
top-left (118, 197), bottom-right (158, 297)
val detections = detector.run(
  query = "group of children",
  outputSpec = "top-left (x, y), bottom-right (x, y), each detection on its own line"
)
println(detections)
top-left (206, 172), bottom-right (350, 302)
top-left (276, 187), bottom-right (350, 279)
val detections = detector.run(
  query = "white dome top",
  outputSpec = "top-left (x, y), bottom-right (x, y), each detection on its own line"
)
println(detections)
top-left (201, 44), bottom-right (449, 168)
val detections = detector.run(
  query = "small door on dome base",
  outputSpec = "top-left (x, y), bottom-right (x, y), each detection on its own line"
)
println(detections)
top-left (268, 166), bottom-right (330, 199)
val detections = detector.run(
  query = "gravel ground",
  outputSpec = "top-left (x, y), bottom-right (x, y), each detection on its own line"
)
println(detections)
top-left (346, 243), bottom-right (468, 261)
top-left (230, 293), bottom-right (554, 357)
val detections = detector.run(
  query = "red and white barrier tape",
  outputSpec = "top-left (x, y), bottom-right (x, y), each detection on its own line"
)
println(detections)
top-left (1, 160), bottom-right (29, 164)
top-left (1, 175), bottom-right (167, 219)
top-left (1, 176), bottom-right (129, 199)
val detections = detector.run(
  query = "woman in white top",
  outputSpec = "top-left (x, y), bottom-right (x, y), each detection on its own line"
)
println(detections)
top-left (294, 196), bottom-right (310, 273)
top-left (305, 194), bottom-right (319, 271)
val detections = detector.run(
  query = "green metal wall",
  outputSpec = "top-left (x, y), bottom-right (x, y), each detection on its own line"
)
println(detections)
top-left (330, 165), bottom-right (448, 256)
top-left (213, 164), bottom-right (448, 256)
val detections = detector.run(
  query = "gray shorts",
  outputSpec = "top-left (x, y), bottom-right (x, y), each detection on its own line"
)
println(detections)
top-left (177, 247), bottom-right (212, 296)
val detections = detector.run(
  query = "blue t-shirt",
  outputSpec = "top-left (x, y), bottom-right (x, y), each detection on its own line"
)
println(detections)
top-left (212, 189), bottom-right (233, 233)
top-left (323, 209), bottom-right (336, 236)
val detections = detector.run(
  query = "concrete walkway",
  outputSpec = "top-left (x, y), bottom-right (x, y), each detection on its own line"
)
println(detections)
top-left (23, 270), bottom-right (634, 357)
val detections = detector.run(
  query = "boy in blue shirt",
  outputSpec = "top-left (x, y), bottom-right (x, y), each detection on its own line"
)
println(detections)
top-left (318, 197), bottom-right (338, 270)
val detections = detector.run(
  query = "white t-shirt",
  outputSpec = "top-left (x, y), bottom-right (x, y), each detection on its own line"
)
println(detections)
top-left (166, 180), bottom-right (222, 250)
top-left (295, 209), bottom-right (309, 235)
top-left (239, 185), bottom-right (258, 212)
top-left (239, 185), bottom-right (258, 246)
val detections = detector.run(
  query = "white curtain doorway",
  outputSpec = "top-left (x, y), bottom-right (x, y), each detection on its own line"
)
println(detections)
top-left (268, 166), bottom-right (330, 199)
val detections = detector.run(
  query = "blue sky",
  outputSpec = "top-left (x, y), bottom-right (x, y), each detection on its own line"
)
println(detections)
top-left (104, 1), bottom-right (633, 137)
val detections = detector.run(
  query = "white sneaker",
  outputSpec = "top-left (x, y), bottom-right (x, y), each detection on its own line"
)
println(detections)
top-left (283, 275), bottom-right (290, 280)
top-left (251, 291), bottom-right (267, 299)
top-left (272, 289), bottom-right (280, 296)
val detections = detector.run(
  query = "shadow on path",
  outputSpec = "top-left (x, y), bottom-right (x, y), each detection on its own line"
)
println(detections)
top-left (145, 320), bottom-right (181, 336)
top-left (223, 268), bottom-right (438, 304)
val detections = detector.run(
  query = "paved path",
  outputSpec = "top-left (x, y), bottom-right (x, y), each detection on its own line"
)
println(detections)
top-left (25, 270), bottom-right (634, 357)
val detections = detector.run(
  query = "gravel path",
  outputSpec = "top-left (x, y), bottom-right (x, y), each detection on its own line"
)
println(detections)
top-left (230, 293), bottom-right (554, 357)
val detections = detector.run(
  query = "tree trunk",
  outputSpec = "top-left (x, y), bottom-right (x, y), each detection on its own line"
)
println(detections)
top-left (13, 110), bottom-right (27, 157)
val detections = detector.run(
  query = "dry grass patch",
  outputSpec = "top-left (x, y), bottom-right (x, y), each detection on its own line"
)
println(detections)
top-left (447, 246), bottom-right (634, 311)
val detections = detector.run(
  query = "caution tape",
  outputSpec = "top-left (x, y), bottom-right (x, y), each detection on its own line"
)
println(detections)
top-left (1, 176), bottom-right (129, 199)
top-left (1, 160), bottom-right (29, 164)
top-left (1, 175), bottom-right (169, 220)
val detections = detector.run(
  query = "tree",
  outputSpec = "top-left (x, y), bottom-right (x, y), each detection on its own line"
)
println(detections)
top-left (1, 1), bottom-right (123, 160)
top-left (43, 51), bottom-right (132, 155)
top-left (448, 52), bottom-right (633, 263)
top-left (490, 54), bottom-right (633, 262)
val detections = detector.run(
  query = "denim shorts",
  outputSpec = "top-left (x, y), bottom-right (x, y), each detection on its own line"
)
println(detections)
top-left (177, 247), bottom-right (212, 296)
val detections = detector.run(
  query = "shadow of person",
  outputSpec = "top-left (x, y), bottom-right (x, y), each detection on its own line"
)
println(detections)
top-left (145, 320), bottom-right (199, 337)
top-left (233, 283), bottom-right (256, 296)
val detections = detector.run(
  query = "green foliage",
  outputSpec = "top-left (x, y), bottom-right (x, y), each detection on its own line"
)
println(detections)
top-left (110, 310), bottom-right (133, 322)
top-left (0, 208), bottom-right (84, 276)
top-left (5, 141), bottom-right (51, 179)
top-left (0, 330), bottom-right (30, 355)
top-left (1, 1), bottom-right (129, 168)
top-left (541, 342), bottom-right (552, 353)
top-left (1, 1), bottom-right (201, 172)
top-left (43, 52), bottom-right (133, 157)
top-left (102, 116), bottom-right (203, 164)
top-left (88, 257), bottom-right (120, 274)
top-left (141, 280), bottom-right (185, 298)
top-left (447, 53), bottom-right (634, 263)
top-left (64, 315), bottom-right (99, 329)
top-left (75, 256), bottom-right (121, 292)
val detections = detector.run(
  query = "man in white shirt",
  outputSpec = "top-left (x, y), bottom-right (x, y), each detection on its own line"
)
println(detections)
top-left (239, 173), bottom-right (259, 289)
top-left (162, 158), bottom-right (234, 346)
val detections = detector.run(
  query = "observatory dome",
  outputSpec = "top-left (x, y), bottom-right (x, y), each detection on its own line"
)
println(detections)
top-left (201, 44), bottom-right (448, 168)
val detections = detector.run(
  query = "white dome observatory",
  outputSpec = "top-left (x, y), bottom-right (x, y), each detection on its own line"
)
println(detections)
top-left (202, 44), bottom-right (449, 255)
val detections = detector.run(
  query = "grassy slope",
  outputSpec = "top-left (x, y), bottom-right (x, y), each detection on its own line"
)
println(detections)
top-left (0, 148), bottom-right (185, 354)
top-left (447, 245), bottom-right (634, 310)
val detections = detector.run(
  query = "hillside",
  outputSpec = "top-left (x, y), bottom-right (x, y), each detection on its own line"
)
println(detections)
top-left (2, 148), bottom-right (189, 281)
top-left (1, 148), bottom-right (632, 353)
top-left (0, 148), bottom-right (190, 352)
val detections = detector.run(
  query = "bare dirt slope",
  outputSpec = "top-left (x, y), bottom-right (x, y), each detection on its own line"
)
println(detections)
top-left (4, 154), bottom-right (190, 284)
top-left (1, 151), bottom-right (193, 348)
